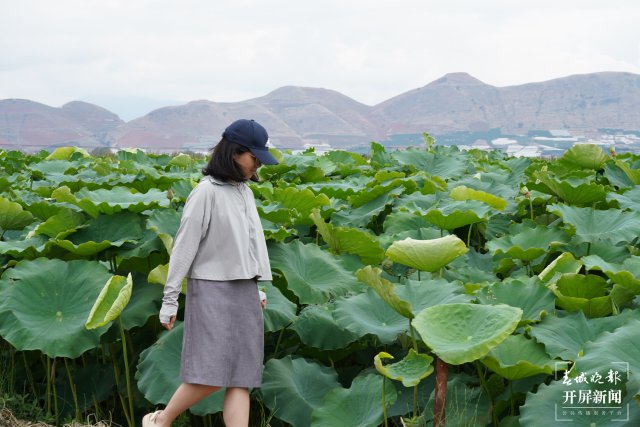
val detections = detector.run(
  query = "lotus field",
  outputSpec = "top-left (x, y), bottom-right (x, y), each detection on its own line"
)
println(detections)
top-left (1, 142), bottom-right (640, 426)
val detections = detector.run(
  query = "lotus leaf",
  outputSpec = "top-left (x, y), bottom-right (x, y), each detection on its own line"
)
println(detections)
top-left (607, 185), bottom-right (640, 211)
top-left (370, 141), bottom-right (396, 168)
top-left (333, 288), bottom-right (408, 344)
top-left (393, 149), bottom-right (468, 180)
top-left (412, 303), bottom-right (522, 365)
top-left (538, 252), bottom-right (582, 284)
top-left (583, 255), bottom-right (640, 294)
top-left (146, 209), bottom-right (181, 252)
top-left (0, 197), bottom-right (34, 232)
top-left (290, 304), bottom-right (359, 350)
top-left (272, 187), bottom-right (330, 225)
top-left (386, 235), bottom-right (468, 272)
top-left (374, 349), bottom-right (434, 387)
top-left (486, 221), bottom-right (568, 262)
top-left (534, 171), bottom-right (607, 205)
top-left (349, 179), bottom-right (412, 208)
top-left (613, 159), bottom-right (640, 185)
top-left (115, 229), bottom-right (164, 260)
top-left (52, 186), bottom-right (170, 217)
top-left (135, 323), bottom-right (225, 415)
top-left (547, 203), bottom-right (640, 244)
top-left (604, 161), bottom-right (638, 188)
top-left (519, 375), bottom-right (640, 426)
top-left (147, 263), bottom-right (187, 294)
top-left (424, 200), bottom-right (494, 230)
top-left (552, 273), bottom-right (612, 317)
top-left (331, 185), bottom-right (404, 228)
top-left (262, 281), bottom-right (297, 332)
top-left (528, 309), bottom-right (640, 360)
top-left (310, 372), bottom-right (397, 427)
top-left (309, 210), bottom-right (384, 265)
top-left (450, 185), bottom-right (507, 210)
top-left (118, 275), bottom-right (163, 329)
top-left (356, 266), bottom-right (414, 318)
top-left (559, 143), bottom-right (609, 170)
top-left (268, 240), bottom-right (364, 304)
top-left (0, 258), bottom-right (112, 357)
top-left (28, 208), bottom-right (85, 239)
top-left (85, 273), bottom-right (133, 329)
top-left (167, 153), bottom-right (192, 168)
top-left (481, 335), bottom-right (568, 380)
top-left (0, 235), bottom-right (50, 258)
top-left (261, 356), bottom-right (340, 427)
top-left (306, 178), bottom-right (367, 199)
top-left (45, 147), bottom-right (89, 160)
top-left (382, 211), bottom-right (435, 235)
top-left (476, 278), bottom-right (554, 323)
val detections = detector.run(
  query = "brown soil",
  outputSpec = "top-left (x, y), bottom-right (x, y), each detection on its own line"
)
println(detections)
top-left (0, 408), bottom-right (111, 427)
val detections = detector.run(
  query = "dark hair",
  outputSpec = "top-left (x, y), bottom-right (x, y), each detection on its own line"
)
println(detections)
top-left (201, 138), bottom-right (259, 182)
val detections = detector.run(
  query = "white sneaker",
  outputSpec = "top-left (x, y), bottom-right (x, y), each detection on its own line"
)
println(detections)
top-left (142, 410), bottom-right (163, 427)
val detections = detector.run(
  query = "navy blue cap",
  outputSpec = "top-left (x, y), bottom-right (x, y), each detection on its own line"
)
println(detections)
top-left (222, 119), bottom-right (279, 165)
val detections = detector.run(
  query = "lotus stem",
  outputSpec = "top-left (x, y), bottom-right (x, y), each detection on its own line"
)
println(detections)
top-left (111, 344), bottom-right (133, 427)
top-left (273, 328), bottom-right (285, 358)
top-left (44, 355), bottom-right (51, 414)
top-left (52, 357), bottom-right (59, 424)
top-left (413, 384), bottom-right (418, 418)
top-left (382, 377), bottom-right (389, 427)
top-left (509, 381), bottom-right (515, 415)
top-left (433, 358), bottom-right (447, 427)
top-left (475, 361), bottom-right (497, 426)
top-left (408, 320), bottom-right (418, 352)
top-left (64, 357), bottom-right (81, 421)
top-left (22, 351), bottom-right (37, 398)
top-left (467, 224), bottom-right (472, 247)
top-left (529, 198), bottom-right (534, 221)
top-left (119, 318), bottom-right (135, 427)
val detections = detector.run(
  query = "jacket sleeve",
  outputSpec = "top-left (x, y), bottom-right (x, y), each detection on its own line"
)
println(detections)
top-left (159, 183), bottom-right (212, 324)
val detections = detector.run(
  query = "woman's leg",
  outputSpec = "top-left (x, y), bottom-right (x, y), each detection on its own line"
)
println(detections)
top-left (154, 383), bottom-right (221, 426)
top-left (222, 387), bottom-right (250, 427)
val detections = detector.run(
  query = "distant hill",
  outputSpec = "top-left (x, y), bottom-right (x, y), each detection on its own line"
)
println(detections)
top-left (1, 72), bottom-right (639, 152)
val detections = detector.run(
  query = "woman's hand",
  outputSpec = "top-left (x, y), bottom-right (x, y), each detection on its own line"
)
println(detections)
top-left (162, 315), bottom-right (176, 331)
top-left (261, 299), bottom-right (267, 310)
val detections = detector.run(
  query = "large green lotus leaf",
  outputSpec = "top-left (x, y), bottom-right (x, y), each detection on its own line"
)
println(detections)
top-left (476, 278), bottom-right (555, 323)
top-left (424, 200), bottom-right (494, 230)
top-left (349, 179), bottom-right (415, 208)
top-left (538, 252), bottom-right (582, 284)
top-left (272, 187), bottom-right (330, 225)
top-left (370, 141), bottom-right (396, 168)
top-left (261, 356), bottom-right (340, 427)
top-left (395, 277), bottom-right (472, 315)
top-left (323, 149), bottom-right (368, 166)
top-left (559, 143), bottom-right (609, 170)
top-left (114, 229), bottom-right (164, 260)
top-left (310, 371), bottom-right (397, 427)
top-left (529, 309), bottom-right (640, 360)
top-left (309, 210), bottom-right (384, 265)
top-left (28, 208), bottom-right (85, 239)
top-left (24, 200), bottom-right (66, 221)
top-left (450, 185), bottom-right (507, 210)
top-left (85, 273), bottom-right (133, 329)
top-left (374, 349), bottom-right (434, 387)
top-left (613, 159), bottom-right (640, 185)
top-left (45, 146), bottom-right (89, 160)
top-left (0, 258), bottom-right (112, 357)
top-left (333, 288), bottom-right (408, 344)
top-left (519, 376), bottom-right (640, 426)
top-left (552, 273), bottom-right (612, 317)
top-left (386, 235), bottom-right (468, 272)
top-left (392, 149), bottom-right (468, 180)
top-left (583, 255), bottom-right (640, 294)
top-left (547, 203), bottom-right (640, 244)
top-left (135, 322), bottom-right (225, 416)
top-left (0, 197), bottom-right (34, 231)
top-left (412, 303), bottom-right (522, 365)
top-left (262, 281), bottom-right (297, 332)
top-left (383, 211), bottom-right (435, 235)
top-left (444, 248), bottom-right (498, 284)
top-left (607, 186), bottom-right (640, 211)
top-left (119, 274), bottom-right (163, 330)
top-left (54, 211), bottom-right (144, 256)
top-left (534, 170), bottom-right (607, 205)
top-left (167, 153), bottom-right (192, 168)
top-left (604, 161), bottom-right (638, 188)
top-left (268, 240), bottom-right (364, 304)
top-left (331, 185), bottom-right (404, 228)
top-left (289, 303), bottom-right (359, 350)
top-left (379, 227), bottom-right (444, 250)
top-left (260, 218), bottom-right (298, 242)
top-left (486, 221), bottom-right (568, 262)
top-left (52, 186), bottom-right (170, 217)
top-left (356, 266), bottom-right (414, 318)
top-left (256, 202), bottom-right (297, 225)
top-left (575, 320), bottom-right (640, 399)
top-left (0, 235), bottom-right (50, 258)
top-left (481, 335), bottom-right (568, 380)
top-left (306, 177), bottom-right (368, 199)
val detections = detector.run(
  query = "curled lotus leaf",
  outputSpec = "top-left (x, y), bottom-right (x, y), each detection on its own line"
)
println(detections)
top-left (424, 200), bottom-right (494, 230)
top-left (135, 322), bottom-right (225, 416)
top-left (0, 197), bottom-right (34, 231)
top-left (311, 372), bottom-right (397, 427)
top-left (386, 235), bottom-right (469, 272)
top-left (261, 356), bottom-right (340, 427)
top-left (551, 273), bottom-right (612, 318)
top-left (412, 303), bottom-right (522, 365)
top-left (374, 349), bottom-right (434, 387)
top-left (28, 208), bottom-right (85, 239)
top-left (85, 273), bottom-right (133, 329)
top-left (583, 254), bottom-right (640, 294)
top-left (272, 187), bottom-right (330, 225)
top-left (534, 170), bottom-right (607, 205)
top-left (476, 278), bottom-right (555, 323)
top-left (613, 159), bottom-right (640, 185)
top-left (0, 235), bottom-right (50, 258)
top-left (547, 203), bottom-right (640, 244)
top-left (147, 263), bottom-right (187, 294)
top-left (538, 252), bottom-right (582, 284)
top-left (52, 186), bottom-right (170, 217)
top-left (559, 143), bottom-right (609, 170)
top-left (486, 221), bottom-right (568, 262)
top-left (349, 179), bottom-right (415, 208)
top-left (45, 147), bottom-right (89, 161)
top-left (355, 266), bottom-right (413, 318)
top-left (331, 185), bottom-right (404, 228)
top-left (606, 186), bottom-right (640, 211)
top-left (0, 258), bottom-right (112, 357)
top-left (289, 303), bottom-right (358, 350)
top-left (481, 334), bottom-right (568, 380)
top-left (450, 185), bottom-right (507, 210)
top-left (392, 149), bottom-right (468, 180)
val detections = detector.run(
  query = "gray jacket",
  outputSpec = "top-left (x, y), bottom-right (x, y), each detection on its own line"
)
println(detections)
top-left (159, 176), bottom-right (272, 324)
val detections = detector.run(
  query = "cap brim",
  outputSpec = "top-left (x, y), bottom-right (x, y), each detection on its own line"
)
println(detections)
top-left (251, 148), bottom-right (279, 165)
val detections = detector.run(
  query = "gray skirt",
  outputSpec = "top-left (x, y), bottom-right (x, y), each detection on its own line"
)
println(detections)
top-left (180, 278), bottom-right (264, 388)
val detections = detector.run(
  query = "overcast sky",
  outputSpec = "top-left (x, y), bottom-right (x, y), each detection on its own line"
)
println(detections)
top-left (1, 0), bottom-right (639, 120)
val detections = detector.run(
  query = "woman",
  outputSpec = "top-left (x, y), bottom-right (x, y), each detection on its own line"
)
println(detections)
top-left (143, 119), bottom-right (278, 427)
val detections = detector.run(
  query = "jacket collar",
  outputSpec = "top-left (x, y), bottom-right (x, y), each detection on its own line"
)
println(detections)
top-left (203, 176), bottom-right (245, 187)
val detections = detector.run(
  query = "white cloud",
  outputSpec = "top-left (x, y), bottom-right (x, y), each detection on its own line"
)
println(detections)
top-left (1, 0), bottom-right (638, 118)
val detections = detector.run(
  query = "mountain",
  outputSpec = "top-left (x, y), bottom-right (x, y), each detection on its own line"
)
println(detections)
top-left (1, 72), bottom-right (639, 152)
